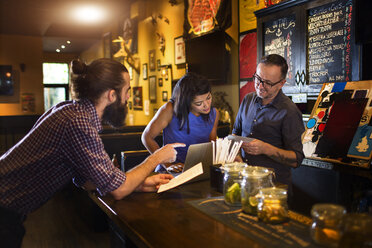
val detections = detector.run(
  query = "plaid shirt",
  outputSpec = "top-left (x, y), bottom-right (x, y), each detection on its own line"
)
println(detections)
top-left (0, 99), bottom-right (126, 214)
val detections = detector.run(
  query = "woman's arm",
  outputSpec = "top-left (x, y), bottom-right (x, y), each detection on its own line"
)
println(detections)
top-left (209, 108), bottom-right (220, 141)
top-left (141, 102), bottom-right (174, 154)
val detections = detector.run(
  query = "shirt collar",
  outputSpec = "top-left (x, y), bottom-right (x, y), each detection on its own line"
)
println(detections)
top-left (254, 89), bottom-right (285, 109)
top-left (79, 99), bottom-right (102, 132)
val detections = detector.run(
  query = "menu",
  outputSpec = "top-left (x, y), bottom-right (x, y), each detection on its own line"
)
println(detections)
top-left (307, 0), bottom-right (353, 85)
top-left (264, 15), bottom-right (296, 91)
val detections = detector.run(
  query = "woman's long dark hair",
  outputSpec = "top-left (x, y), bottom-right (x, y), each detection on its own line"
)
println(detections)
top-left (171, 72), bottom-right (212, 134)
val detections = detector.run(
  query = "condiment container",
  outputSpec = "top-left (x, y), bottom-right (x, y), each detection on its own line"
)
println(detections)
top-left (241, 166), bottom-right (274, 215)
top-left (257, 187), bottom-right (288, 224)
top-left (338, 213), bottom-right (372, 248)
top-left (310, 203), bottom-right (346, 247)
top-left (223, 162), bottom-right (247, 206)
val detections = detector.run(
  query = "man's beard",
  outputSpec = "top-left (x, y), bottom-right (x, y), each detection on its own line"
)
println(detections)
top-left (102, 97), bottom-right (128, 128)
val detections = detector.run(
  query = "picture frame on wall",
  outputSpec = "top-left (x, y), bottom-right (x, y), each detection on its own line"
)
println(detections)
top-left (132, 86), bottom-right (143, 110)
top-left (174, 36), bottom-right (186, 65)
top-left (239, 30), bottom-right (257, 80)
top-left (142, 63), bottom-right (148, 80)
top-left (157, 59), bottom-right (161, 71)
top-left (162, 91), bottom-right (168, 102)
top-left (158, 78), bottom-right (163, 87)
top-left (149, 76), bottom-right (157, 103)
top-left (149, 49), bottom-right (156, 71)
top-left (103, 32), bottom-right (112, 59)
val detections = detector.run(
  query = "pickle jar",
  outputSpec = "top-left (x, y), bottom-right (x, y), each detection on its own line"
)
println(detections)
top-left (241, 166), bottom-right (274, 215)
top-left (257, 187), bottom-right (289, 224)
top-left (223, 162), bottom-right (247, 206)
top-left (310, 203), bottom-right (346, 247)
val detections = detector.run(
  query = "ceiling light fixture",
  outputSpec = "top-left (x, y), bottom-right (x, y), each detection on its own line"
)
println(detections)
top-left (71, 5), bottom-right (107, 23)
top-left (67, 41), bottom-right (71, 44)
top-left (56, 49), bottom-right (61, 52)
top-left (61, 45), bottom-right (65, 49)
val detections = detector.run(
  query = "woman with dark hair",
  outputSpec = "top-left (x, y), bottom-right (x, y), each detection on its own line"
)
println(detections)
top-left (142, 72), bottom-right (219, 172)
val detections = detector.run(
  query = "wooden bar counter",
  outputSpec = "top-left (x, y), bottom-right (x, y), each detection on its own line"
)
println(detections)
top-left (88, 179), bottom-right (315, 248)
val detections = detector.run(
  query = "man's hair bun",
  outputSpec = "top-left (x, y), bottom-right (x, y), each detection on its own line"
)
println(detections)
top-left (71, 59), bottom-right (88, 75)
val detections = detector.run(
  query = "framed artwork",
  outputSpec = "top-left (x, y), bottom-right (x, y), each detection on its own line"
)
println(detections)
top-left (142, 63), bottom-right (148, 80)
top-left (132, 86), bottom-right (143, 110)
top-left (103, 32), bottom-right (112, 59)
top-left (302, 81), bottom-right (372, 168)
top-left (174, 36), bottom-right (186, 65)
top-left (239, 79), bottom-right (255, 104)
top-left (239, 30), bottom-right (257, 80)
top-left (158, 78), bottom-right (163, 87)
top-left (157, 59), bottom-right (161, 71)
top-left (149, 49), bottom-right (156, 71)
top-left (149, 76), bottom-right (157, 103)
top-left (162, 91), bottom-right (168, 102)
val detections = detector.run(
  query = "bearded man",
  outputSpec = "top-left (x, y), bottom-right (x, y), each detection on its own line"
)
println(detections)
top-left (0, 58), bottom-right (183, 247)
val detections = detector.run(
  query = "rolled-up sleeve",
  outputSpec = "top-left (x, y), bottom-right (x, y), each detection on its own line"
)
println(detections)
top-left (63, 116), bottom-right (126, 195)
top-left (282, 108), bottom-right (305, 167)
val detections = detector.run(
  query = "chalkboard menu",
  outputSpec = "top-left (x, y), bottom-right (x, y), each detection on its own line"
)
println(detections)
top-left (307, 0), bottom-right (353, 85)
top-left (264, 15), bottom-right (297, 93)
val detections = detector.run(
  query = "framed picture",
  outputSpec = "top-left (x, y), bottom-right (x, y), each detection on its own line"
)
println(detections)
top-left (157, 59), bottom-right (161, 71)
top-left (174, 36), bottom-right (186, 65)
top-left (162, 91), bottom-right (168, 102)
top-left (103, 32), bottom-right (112, 59)
top-left (149, 49), bottom-right (156, 71)
top-left (239, 30), bottom-right (257, 80)
top-left (158, 78), bottom-right (163, 87)
top-left (132, 86), bottom-right (143, 110)
top-left (149, 76), bottom-right (157, 103)
top-left (142, 63), bottom-right (148, 80)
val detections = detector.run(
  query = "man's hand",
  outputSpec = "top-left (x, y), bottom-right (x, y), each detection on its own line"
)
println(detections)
top-left (151, 143), bottom-right (185, 164)
top-left (242, 139), bottom-right (268, 156)
top-left (137, 174), bottom-right (173, 192)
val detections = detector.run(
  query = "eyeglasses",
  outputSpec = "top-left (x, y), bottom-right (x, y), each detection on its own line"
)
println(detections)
top-left (253, 73), bottom-right (284, 88)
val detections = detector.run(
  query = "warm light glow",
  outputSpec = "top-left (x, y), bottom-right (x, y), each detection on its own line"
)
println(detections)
top-left (61, 45), bottom-right (65, 49)
top-left (67, 40), bottom-right (71, 44)
top-left (56, 49), bottom-right (61, 52)
top-left (71, 5), bottom-right (106, 23)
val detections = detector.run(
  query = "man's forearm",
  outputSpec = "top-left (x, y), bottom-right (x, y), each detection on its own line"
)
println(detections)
top-left (110, 155), bottom-right (159, 200)
top-left (265, 144), bottom-right (298, 168)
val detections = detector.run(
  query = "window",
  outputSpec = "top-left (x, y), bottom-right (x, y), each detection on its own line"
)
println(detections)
top-left (43, 63), bottom-right (69, 111)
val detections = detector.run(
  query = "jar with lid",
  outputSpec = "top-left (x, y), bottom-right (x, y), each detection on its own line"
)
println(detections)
top-left (310, 203), bottom-right (346, 247)
top-left (338, 213), bottom-right (372, 248)
top-left (256, 187), bottom-right (288, 224)
top-left (223, 162), bottom-right (247, 206)
top-left (241, 166), bottom-right (274, 215)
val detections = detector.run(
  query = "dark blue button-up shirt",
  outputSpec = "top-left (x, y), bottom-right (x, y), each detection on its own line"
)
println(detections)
top-left (233, 90), bottom-right (305, 186)
top-left (0, 99), bottom-right (126, 214)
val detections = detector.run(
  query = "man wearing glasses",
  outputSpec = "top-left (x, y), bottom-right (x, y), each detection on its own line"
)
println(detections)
top-left (233, 54), bottom-right (305, 195)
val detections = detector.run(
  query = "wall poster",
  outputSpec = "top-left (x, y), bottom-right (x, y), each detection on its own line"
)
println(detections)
top-left (302, 80), bottom-right (372, 168)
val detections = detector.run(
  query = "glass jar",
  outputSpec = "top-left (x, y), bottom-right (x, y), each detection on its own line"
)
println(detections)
top-left (310, 203), bottom-right (346, 247)
top-left (257, 187), bottom-right (288, 224)
top-left (338, 213), bottom-right (372, 248)
top-left (223, 162), bottom-right (247, 206)
top-left (241, 166), bottom-right (274, 215)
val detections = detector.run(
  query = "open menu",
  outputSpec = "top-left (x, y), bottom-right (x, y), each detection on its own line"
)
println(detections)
top-left (157, 162), bottom-right (203, 193)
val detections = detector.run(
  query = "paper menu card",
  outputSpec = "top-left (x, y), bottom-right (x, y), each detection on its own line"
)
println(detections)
top-left (227, 134), bottom-right (254, 143)
top-left (157, 163), bottom-right (203, 193)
